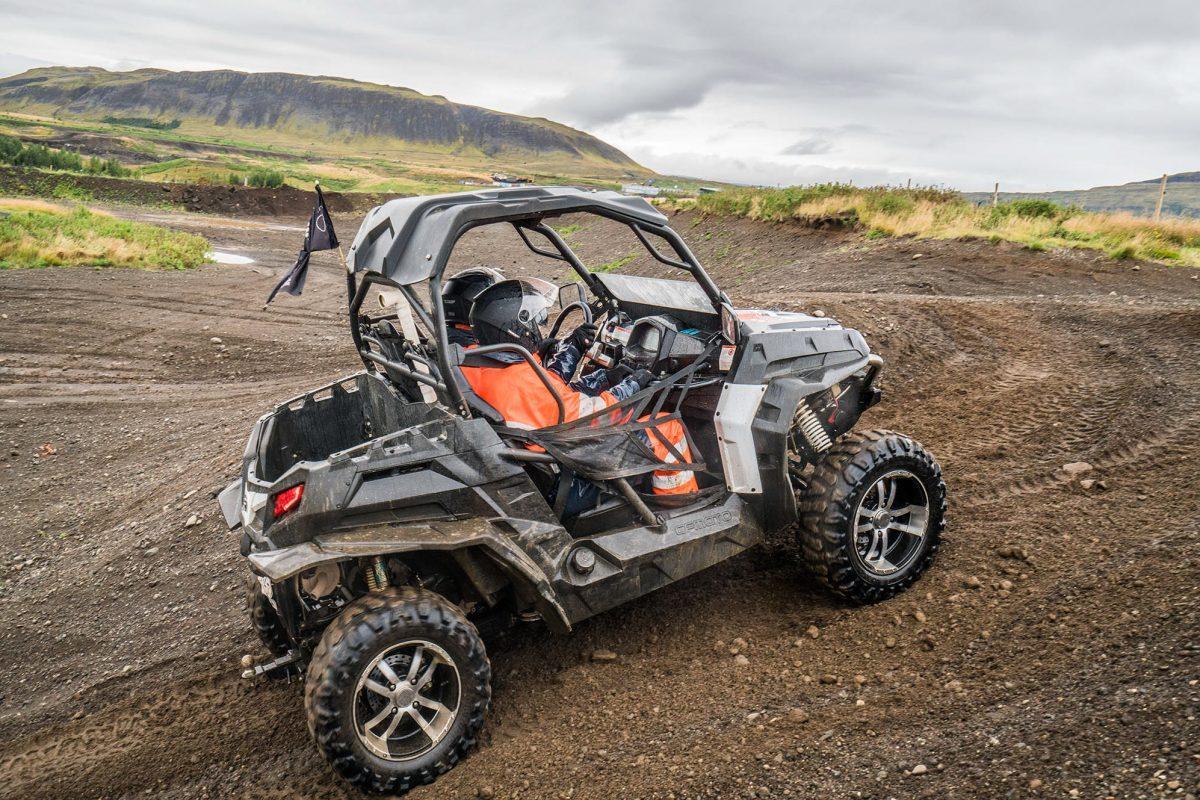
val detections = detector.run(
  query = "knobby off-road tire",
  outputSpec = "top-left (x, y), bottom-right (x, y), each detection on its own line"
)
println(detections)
top-left (797, 429), bottom-right (946, 604)
top-left (304, 587), bottom-right (491, 796)
top-left (248, 581), bottom-right (291, 657)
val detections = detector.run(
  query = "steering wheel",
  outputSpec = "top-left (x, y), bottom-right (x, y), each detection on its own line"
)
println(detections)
top-left (547, 300), bottom-right (594, 340)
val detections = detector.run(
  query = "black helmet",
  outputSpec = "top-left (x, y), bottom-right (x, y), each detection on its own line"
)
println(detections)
top-left (441, 267), bottom-right (504, 325)
top-left (469, 278), bottom-right (558, 351)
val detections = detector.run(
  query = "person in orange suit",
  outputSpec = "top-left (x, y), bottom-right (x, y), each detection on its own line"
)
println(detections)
top-left (460, 279), bottom-right (698, 516)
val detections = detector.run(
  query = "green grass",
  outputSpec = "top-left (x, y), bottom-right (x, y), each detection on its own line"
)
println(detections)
top-left (688, 185), bottom-right (1200, 267)
top-left (0, 201), bottom-right (209, 269)
top-left (595, 252), bottom-right (637, 273)
top-left (551, 223), bottom-right (584, 238)
top-left (51, 182), bottom-right (93, 201)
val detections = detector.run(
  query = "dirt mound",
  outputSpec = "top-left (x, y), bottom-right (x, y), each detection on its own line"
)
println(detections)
top-left (0, 165), bottom-right (394, 216)
top-left (0, 208), bottom-right (1196, 799)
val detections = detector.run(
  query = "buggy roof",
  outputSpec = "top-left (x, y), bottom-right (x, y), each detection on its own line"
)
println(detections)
top-left (346, 186), bottom-right (668, 286)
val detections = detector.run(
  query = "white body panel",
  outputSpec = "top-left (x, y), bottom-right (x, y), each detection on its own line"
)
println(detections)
top-left (714, 383), bottom-right (768, 494)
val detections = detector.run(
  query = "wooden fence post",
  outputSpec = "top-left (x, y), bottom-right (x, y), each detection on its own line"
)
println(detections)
top-left (992, 182), bottom-right (999, 207)
top-left (1154, 173), bottom-right (1167, 221)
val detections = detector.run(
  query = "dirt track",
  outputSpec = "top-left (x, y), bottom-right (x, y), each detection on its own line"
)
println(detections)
top-left (0, 205), bottom-right (1197, 799)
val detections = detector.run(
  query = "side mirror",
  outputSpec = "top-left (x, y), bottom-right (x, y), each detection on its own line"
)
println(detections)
top-left (557, 281), bottom-right (585, 309)
top-left (719, 302), bottom-right (739, 344)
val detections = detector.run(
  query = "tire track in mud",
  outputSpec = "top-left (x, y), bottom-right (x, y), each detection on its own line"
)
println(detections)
top-left (0, 377), bottom-right (320, 407)
top-left (0, 670), bottom-right (305, 800)
top-left (1, 283), bottom-right (343, 328)
top-left (961, 418), bottom-right (1197, 508)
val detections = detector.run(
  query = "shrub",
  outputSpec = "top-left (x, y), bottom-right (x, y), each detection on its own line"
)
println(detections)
top-left (1007, 199), bottom-right (1064, 219)
top-left (247, 168), bottom-right (285, 188)
top-left (0, 134), bottom-right (129, 176)
top-left (868, 193), bottom-right (915, 215)
top-left (101, 116), bottom-right (181, 130)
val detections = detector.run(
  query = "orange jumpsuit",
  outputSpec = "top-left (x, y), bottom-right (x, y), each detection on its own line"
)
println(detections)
top-left (461, 348), bottom-right (698, 496)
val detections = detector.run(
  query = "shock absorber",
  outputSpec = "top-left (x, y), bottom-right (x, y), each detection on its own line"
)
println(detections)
top-left (793, 400), bottom-right (833, 453)
top-left (364, 556), bottom-right (390, 592)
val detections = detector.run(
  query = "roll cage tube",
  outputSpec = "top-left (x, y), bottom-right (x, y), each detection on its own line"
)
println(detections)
top-left (430, 271), bottom-right (472, 416)
top-left (347, 205), bottom-right (729, 420)
top-left (348, 271), bottom-right (466, 412)
top-left (521, 218), bottom-right (730, 311)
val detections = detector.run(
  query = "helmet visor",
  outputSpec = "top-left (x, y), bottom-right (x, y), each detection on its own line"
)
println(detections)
top-left (515, 278), bottom-right (557, 329)
top-left (519, 277), bottom-right (559, 306)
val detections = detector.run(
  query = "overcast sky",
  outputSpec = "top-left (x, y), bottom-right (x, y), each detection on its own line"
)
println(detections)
top-left (2, 0), bottom-right (1198, 191)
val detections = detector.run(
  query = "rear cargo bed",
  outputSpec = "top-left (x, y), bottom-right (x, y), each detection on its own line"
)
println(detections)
top-left (256, 372), bottom-right (447, 482)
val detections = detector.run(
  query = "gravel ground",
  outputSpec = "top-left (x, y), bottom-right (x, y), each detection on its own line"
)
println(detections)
top-left (0, 205), bottom-right (1196, 799)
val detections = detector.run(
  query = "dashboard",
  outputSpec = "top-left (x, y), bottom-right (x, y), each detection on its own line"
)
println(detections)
top-left (587, 312), bottom-right (718, 376)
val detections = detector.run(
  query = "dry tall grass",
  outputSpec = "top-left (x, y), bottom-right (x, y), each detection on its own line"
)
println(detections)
top-left (0, 197), bottom-right (72, 214)
top-left (692, 185), bottom-right (1200, 267)
top-left (0, 203), bottom-right (209, 269)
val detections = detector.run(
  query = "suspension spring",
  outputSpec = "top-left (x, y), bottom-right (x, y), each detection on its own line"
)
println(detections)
top-left (364, 556), bottom-right (390, 592)
top-left (794, 401), bottom-right (832, 453)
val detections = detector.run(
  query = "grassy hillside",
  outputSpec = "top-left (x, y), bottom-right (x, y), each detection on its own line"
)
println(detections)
top-left (0, 67), bottom-right (652, 197)
top-left (963, 173), bottom-right (1200, 218)
top-left (0, 198), bottom-right (209, 269)
top-left (0, 67), bottom-right (643, 173)
top-left (690, 185), bottom-right (1200, 267)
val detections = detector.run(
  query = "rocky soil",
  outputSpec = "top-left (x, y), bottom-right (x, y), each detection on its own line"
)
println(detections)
top-left (0, 205), bottom-right (1196, 799)
top-left (0, 165), bottom-right (392, 217)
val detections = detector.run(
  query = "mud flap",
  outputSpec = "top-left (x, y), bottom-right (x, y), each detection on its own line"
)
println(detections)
top-left (218, 479), bottom-right (242, 530)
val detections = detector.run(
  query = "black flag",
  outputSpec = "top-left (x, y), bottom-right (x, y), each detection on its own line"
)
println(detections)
top-left (265, 184), bottom-right (339, 306)
top-left (306, 183), bottom-right (339, 252)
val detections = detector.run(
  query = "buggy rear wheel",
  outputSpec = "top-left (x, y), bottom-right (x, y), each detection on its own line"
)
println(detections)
top-left (304, 587), bottom-right (491, 795)
top-left (797, 430), bottom-right (946, 603)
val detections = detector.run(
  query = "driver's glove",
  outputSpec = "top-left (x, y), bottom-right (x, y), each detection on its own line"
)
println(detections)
top-left (568, 322), bottom-right (599, 352)
top-left (536, 337), bottom-right (561, 362)
top-left (606, 363), bottom-right (633, 382)
top-left (606, 367), bottom-right (655, 402)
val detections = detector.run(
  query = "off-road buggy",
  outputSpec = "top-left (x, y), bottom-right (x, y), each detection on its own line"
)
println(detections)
top-left (218, 186), bottom-right (946, 794)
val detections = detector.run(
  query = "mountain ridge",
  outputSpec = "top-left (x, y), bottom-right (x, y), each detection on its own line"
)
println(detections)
top-left (963, 171), bottom-right (1200, 218)
top-left (0, 66), bottom-right (643, 174)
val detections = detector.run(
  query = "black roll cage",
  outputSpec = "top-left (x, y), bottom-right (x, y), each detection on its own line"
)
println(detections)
top-left (347, 208), bottom-right (730, 420)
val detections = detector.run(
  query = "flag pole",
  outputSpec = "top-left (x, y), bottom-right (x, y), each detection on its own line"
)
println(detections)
top-left (317, 180), bottom-right (355, 307)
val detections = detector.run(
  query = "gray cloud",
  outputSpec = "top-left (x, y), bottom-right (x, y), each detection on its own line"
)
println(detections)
top-left (1, 0), bottom-right (1196, 191)
top-left (781, 136), bottom-right (833, 156)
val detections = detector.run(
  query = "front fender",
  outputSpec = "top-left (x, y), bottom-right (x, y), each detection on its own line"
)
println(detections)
top-left (753, 354), bottom-right (875, 532)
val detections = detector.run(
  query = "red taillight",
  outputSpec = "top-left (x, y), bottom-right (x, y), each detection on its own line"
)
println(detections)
top-left (272, 484), bottom-right (304, 518)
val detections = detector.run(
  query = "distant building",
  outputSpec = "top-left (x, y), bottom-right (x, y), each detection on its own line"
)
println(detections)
top-left (698, 186), bottom-right (721, 195)
top-left (622, 183), bottom-right (662, 197)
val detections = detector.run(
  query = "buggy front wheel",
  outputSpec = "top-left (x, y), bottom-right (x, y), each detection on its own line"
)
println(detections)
top-left (797, 430), bottom-right (946, 603)
top-left (304, 587), bottom-right (491, 795)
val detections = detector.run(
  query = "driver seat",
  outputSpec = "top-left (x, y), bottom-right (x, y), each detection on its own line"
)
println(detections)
top-left (445, 344), bottom-right (507, 425)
